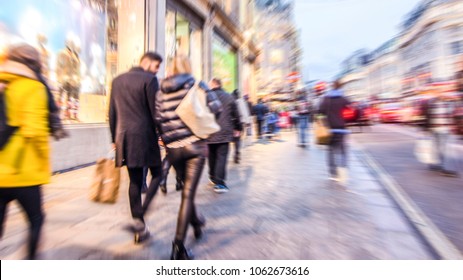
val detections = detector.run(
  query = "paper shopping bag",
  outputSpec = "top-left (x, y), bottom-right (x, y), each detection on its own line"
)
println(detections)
top-left (89, 158), bottom-right (121, 204)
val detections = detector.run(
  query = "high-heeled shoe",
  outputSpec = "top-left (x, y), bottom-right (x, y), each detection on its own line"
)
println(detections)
top-left (191, 215), bottom-right (206, 240)
top-left (159, 182), bottom-right (167, 194)
top-left (170, 241), bottom-right (192, 260)
top-left (134, 226), bottom-right (151, 244)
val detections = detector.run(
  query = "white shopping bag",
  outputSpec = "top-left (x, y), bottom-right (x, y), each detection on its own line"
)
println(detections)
top-left (414, 137), bottom-right (438, 165)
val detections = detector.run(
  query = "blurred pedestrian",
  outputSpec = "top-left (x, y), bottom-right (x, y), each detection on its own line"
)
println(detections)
top-left (319, 80), bottom-right (351, 185)
top-left (266, 108), bottom-right (280, 140)
top-left (296, 99), bottom-right (311, 147)
top-left (243, 95), bottom-right (254, 143)
top-left (289, 107), bottom-right (298, 130)
top-left (253, 98), bottom-right (269, 139)
top-left (109, 52), bottom-right (163, 244)
top-left (231, 89), bottom-right (251, 163)
top-left (156, 55), bottom-right (216, 259)
top-left (207, 79), bottom-right (242, 193)
top-left (0, 44), bottom-right (62, 259)
top-left (454, 58), bottom-right (463, 138)
top-left (424, 93), bottom-right (459, 177)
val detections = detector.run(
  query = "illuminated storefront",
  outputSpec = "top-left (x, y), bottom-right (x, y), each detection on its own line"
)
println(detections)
top-left (212, 35), bottom-right (238, 93)
top-left (0, 0), bottom-right (149, 124)
top-left (165, 1), bottom-right (204, 80)
top-left (0, 0), bottom-right (108, 123)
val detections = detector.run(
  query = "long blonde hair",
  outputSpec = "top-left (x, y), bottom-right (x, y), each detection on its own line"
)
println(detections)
top-left (168, 55), bottom-right (192, 76)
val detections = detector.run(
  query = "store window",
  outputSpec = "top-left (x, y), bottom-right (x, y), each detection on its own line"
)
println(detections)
top-left (165, 9), bottom-right (203, 80)
top-left (0, 0), bottom-right (145, 124)
top-left (212, 35), bottom-right (238, 92)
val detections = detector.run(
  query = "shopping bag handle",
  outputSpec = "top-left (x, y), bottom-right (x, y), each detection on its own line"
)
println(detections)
top-left (106, 148), bottom-right (116, 159)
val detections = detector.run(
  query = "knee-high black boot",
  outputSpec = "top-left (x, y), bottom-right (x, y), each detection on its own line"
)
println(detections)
top-left (170, 241), bottom-right (192, 260)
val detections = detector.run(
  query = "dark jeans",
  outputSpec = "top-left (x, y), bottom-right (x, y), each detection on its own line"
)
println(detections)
top-left (232, 136), bottom-right (241, 160)
top-left (0, 186), bottom-right (44, 259)
top-left (208, 142), bottom-right (230, 186)
top-left (256, 119), bottom-right (264, 138)
top-left (328, 133), bottom-right (347, 176)
top-left (127, 166), bottom-right (162, 224)
top-left (166, 141), bottom-right (207, 243)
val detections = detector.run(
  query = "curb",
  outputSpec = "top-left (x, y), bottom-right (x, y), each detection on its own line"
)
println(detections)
top-left (353, 143), bottom-right (463, 260)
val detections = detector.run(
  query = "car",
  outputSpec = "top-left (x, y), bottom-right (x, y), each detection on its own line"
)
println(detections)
top-left (379, 103), bottom-right (403, 123)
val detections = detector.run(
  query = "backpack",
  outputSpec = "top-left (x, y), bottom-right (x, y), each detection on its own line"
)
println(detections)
top-left (0, 82), bottom-right (18, 150)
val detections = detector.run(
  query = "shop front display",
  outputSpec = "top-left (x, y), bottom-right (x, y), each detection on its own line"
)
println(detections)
top-left (0, 0), bottom-right (108, 123)
top-left (212, 35), bottom-right (238, 93)
top-left (165, 5), bottom-right (204, 80)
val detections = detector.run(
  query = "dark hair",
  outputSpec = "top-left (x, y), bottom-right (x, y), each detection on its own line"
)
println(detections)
top-left (232, 89), bottom-right (240, 99)
top-left (140, 52), bottom-right (163, 63)
top-left (211, 77), bottom-right (222, 88)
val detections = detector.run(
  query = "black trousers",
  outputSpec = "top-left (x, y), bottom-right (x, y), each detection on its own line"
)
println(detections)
top-left (256, 119), bottom-right (264, 138)
top-left (127, 166), bottom-right (162, 223)
top-left (232, 136), bottom-right (241, 160)
top-left (0, 186), bottom-right (44, 259)
top-left (167, 141), bottom-right (207, 243)
top-left (208, 142), bottom-right (230, 186)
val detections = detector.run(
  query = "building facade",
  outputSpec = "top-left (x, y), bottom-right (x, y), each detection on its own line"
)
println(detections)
top-left (336, 0), bottom-right (463, 101)
top-left (254, 0), bottom-right (302, 101)
top-left (0, 0), bottom-right (259, 171)
top-left (367, 38), bottom-right (400, 100)
top-left (337, 49), bottom-right (369, 101)
top-left (398, 0), bottom-right (463, 97)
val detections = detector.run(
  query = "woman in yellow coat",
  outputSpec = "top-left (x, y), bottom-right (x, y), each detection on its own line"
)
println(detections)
top-left (0, 44), bottom-right (51, 259)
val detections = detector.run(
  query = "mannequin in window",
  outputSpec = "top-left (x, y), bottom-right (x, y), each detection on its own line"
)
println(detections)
top-left (56, 40), bottom-right (81, 120)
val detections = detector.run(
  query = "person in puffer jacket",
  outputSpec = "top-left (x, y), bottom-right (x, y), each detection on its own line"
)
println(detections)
top-left (155, 55), bottom-right (218, 260)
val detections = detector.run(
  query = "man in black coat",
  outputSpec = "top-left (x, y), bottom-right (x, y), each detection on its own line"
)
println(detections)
top-left (252, 98), bottom-right (269, 139)
top-left (207, 78), bottom-right (242, 193)
top-left (109, 52), bottom-right (163, 243)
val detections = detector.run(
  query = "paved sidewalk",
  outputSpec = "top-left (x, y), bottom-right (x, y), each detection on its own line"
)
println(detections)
top-left (0, 131), bottom-right (434, 260)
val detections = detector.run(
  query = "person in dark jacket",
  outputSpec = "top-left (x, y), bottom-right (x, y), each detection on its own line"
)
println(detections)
top-left (319, 80), bottom-right (351, 185)
top-left (156, 55), bottom-right (212, 260)
top-left (296, 99), bottom-right (311, 147)
top-left (253, 98), bottom-right (269, 139)
top-left (109, 52), bottom-right (163, 244)
top-left (207, 78), bottom-right (243, 193)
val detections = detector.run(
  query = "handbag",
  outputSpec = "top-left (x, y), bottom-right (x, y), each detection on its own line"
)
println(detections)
top-left (89, 150), bottom-right (121, 204)
top-left (175, 81), bottom-right (220, 139)
top-left (414, 137), bottom-right (438, 165)
top-left (314, 115), bottom-right (332, 145)
top-left (0, 82), bottom-right (19, 150)
top-left (314, 97), bottom-right (333, 145)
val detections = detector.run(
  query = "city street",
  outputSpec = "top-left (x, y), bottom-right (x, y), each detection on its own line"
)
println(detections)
top-left (0, 131), bottom-right (434, 260)
top-left (351, 123), bottom-right (463, 254)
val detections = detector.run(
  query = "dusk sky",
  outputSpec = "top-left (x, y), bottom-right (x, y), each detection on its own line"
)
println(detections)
top-left (294, 0), bottom-right (421, 83)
